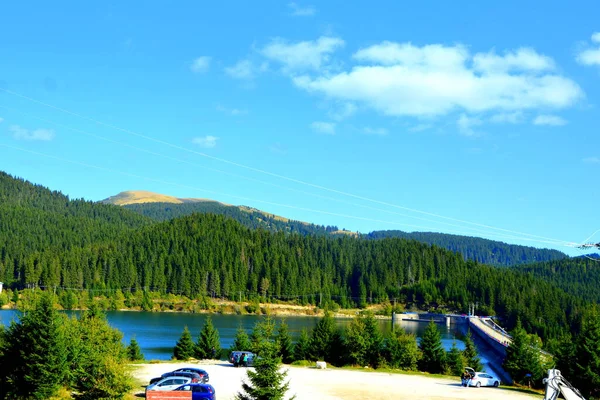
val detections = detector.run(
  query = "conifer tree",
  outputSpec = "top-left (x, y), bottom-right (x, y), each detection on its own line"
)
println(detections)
top-left (573, 307), bottom-right (600, 399)
top-left (276, 320), bottom-right (294, 364)
top-left (236, 318), bottom-right (294, 400)
top-left (447, 341), bottom-right (464, 376)
top-left (293, 329), bottom-right (310, 361)
top-left (385, 328), bottom-right (420, 370)
top-left (127, 337), bottom-right (144, 361)
top-left (503, 320), bottom-right (543, 385)
top-left (173, 326), bottom-right (195, 360)
top-left (233, 325), bottom-right (252, 351)
top-left (419, 320), bottom-right (446, 373)
top-left (195, 316), bottom-right (221, 359)
top-left (309, 311), bottom-right (336, 361)
top-left (69, 304), bottom-right (132, 399)
top-left (462, 331), bottom-right (482, 371)
top-left (1, 292), bottom-right (68, 399)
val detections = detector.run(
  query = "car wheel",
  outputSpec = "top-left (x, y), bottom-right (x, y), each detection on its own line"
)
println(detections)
top-left (476, 382), bottom-right (481, 388)
top-left (493, 381), bottom-right (499, 387)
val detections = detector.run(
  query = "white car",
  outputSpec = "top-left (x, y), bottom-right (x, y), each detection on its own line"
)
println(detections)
top-left (469, 372), bottom-right (500, 387)
top-left (146, 376), bottom-right (192, 393)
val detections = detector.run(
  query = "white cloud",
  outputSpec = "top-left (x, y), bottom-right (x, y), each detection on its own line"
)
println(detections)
top-left (583, 157), bottom-right (600, 164)
top-left (288, 2), bottom-right (316, 16)
top-left (262, 36), bottom-right (344, 72)
top-left (457, 114), bottom-right (482, 136)
top-left (363, 127), bottom-right (388, 136)
top-left (353, 42), bottom-right (469, 69)
top-left (473, 48), bottom-right (555, 73)
top-left (192, 135), bottom-right (218, 148)
top-left (533, 114), bottom-right (567, 126)
top-left (293, 41), bottom-right (583, 119)
top-left (191, 56), bottom-right (211, 73)
top-left (216, 104), bottom-right (248, 116)
top-left (311, 121), bottom-right (336, 135)
top-left (576, 32), bottom-right (600, 67)
top-left (10, 125), bottom-right (55, 141)
top-left (328, 102), bottom-right (357, 121)
top-left (225, 60), bottom-right (255, 79)
top-left (489, 112), bottom-right (524, 124)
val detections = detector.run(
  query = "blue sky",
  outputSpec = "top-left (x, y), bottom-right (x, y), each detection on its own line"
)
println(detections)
top-left (1, 1), bottom-right (600, 255)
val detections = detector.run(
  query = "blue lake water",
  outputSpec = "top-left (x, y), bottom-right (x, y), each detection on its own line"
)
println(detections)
top-left (0, 310), bottom-right (471, 362)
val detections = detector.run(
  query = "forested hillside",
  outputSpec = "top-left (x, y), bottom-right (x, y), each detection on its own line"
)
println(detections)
top-left (516, 257), bottom-right (600, 303)
top-left (366, 230), bottom-right (567, 266)
top-left (0, 210), bottom-right (584, 342)
top-left (114, 194), bottom-right (567, 267)
top-left (122, 201), bottom-right (342, 236)
top-left (0, 171), bottom-right (589, 344)
top-left (0, 172), bottom-right (153, 270)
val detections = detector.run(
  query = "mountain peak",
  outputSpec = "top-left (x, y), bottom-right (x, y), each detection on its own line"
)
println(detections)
top-left (102, 190), bottom-right (217, 206)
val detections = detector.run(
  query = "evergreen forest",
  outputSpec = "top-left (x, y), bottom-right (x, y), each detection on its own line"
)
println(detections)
top-left (0, 170), bottom-right (598, 348)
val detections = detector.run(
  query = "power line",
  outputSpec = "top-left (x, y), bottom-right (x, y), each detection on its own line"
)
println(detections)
top-left (1, 143), bottom-right (496, 234)
top-left (0, 88), bottom-right (577, 247)
top-left (0, 104), bottom-right (571, 245)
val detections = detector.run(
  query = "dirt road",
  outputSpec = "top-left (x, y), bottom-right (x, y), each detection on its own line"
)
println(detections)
top-left (131, 361), bottom-right (539, 400)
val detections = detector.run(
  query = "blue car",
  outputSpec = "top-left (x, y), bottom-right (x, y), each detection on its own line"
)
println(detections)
top-left (174, 383), bottom-right (216, 399)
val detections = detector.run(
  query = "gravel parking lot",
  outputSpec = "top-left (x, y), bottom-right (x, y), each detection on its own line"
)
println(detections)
top-left (131, 361), bottom-right (539, 400)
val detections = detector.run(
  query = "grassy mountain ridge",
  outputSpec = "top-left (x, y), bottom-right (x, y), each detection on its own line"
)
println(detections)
top-left (105, 189), bottom-right (566, 266)
top-left (120, 200), bottom-right (345, 236)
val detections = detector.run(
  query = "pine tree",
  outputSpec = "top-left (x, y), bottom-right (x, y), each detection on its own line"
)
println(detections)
top-left (127, 337), bottom-right (144, 361)
top-left (362, 311), bottom-right (384, 368)
top-left (276, 320), bottom-right (294, 364)
top-left (503, 320), bottom-right (543, 385)
top-left (309, 311), bottom-right (336, 361)
top-left (236, 319), bottom-right (294, 400)
top-left (573, 307), bottom-right (600, 399)
top-left (419, 320), bottom-right (446, 373)
top-left (293, 329), bottom-right (310, 361)
top-left (447, 341), bottom-right (464, 376)
top-left (462, 331), bottom-right (482, 371)
top-left (195, 316), bottom-right (221, 360)
top-left (173, 326), bottom-right (195, 360)
top-left (503, 320), bottom-right (528, 381)
top-left (233, 325), bottom-right (252, 351)
top-left (0, 292), bottom-right (69, 399)
top-left (345, 314), bottom-right (368, 366)
top-left (69, 305), bottom-right (132, 399)
top-left (385, 329), bottom-right (419, 371)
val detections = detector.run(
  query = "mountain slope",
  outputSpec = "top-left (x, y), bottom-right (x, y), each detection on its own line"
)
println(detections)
top-left (366, 230), bottom-right (567, 267)
top-left (105, 191), bottom-right (564, 266)
top-left (0, 171), bottom-right (154, 269)
top-left (0, 173), bottom-right (590, 343)
top-left (102, 190), bottom-right (218, 206)
top-left (9, 212), bottom-right (585, 342)
top-left (516, 257), bottom-right (600, 303)
top-left (104, 191), bottom-right (345, 236)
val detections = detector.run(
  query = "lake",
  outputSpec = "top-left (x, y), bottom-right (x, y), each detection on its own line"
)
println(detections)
top-left (0, 310), bottom-right (467, 360)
